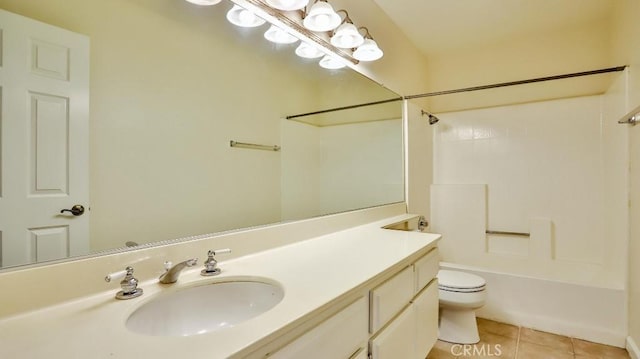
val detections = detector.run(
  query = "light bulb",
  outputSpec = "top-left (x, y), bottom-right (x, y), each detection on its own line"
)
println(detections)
top-left (238, 9), bottom-right (255, 23)
top-left (319, 55), bottom-right (347, 69)
top-left (264, 25), bottom-right (299, 44)
top-left (353, 38), bottom-right (383, 61)
top-left (266, 0), bottom-right (308, 11)
top-left (315, 14), bottom-right (330, 28)
top-left (303, 2), bottom-right (341, 32)
top-left (330, 23), bottom-right (364, 49)
top-left (226, 5), bottom-right (266, 28)
top-left (185, 0), bottom-right (222, 5)
top-left (295, 42), bottom-right (324, 59)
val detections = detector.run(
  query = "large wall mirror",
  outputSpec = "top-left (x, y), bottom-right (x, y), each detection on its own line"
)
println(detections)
top-left (0, 0), bottom-right (403, 269)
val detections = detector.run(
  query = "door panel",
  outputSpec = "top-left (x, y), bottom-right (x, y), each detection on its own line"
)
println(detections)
top-left (30, 92), bottom-right (69, 195)
top-left (29, 225), bottom-right (69, 262)
top-left (30, 39), bottom-right (70, 81)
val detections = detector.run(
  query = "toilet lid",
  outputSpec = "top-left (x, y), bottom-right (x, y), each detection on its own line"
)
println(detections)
top-left (437, 270), bottom-right (486, 292)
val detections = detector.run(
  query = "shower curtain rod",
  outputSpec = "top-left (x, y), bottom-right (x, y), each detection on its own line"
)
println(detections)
top-left (285, 66), bottom-right (626, 119)
top-left (404, 66), bottom-right (627, 100)
top-left (285, 97), bottom-right (403, 120)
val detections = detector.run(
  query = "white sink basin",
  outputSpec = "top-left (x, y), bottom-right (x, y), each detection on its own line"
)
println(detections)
top-left (126, 279), bottom-right (284, 336)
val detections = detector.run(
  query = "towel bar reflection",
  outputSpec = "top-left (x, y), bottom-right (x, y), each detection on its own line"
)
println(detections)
top-left (617, 114), bottom-right (638, 126)
top-left (617, 105), bottom-right (640, 126)
top-left (230, 140), bottom-right (281, 152)
top-left (486, 230), bottom-right (530, 237)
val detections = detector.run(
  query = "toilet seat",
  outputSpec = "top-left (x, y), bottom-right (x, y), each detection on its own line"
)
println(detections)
top-left (438, 270), bottom-right (486, 293)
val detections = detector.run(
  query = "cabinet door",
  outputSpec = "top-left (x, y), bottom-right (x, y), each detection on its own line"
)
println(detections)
top-left (369, 303), bottom-right (416, 359)
top-left (414, 280), bottom-right (439, 359)
top-left (271, 297), bottom-right (368, 359)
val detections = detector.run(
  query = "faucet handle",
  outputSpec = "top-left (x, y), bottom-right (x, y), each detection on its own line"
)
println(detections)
top-left (417, 215), bottom-right (429, 231)
top-left (105, 266), bottom-right (144, 300)
top-left (201, 248), bottom-right (231, 276)
top-left (211, 248), bottom-right (231, 255)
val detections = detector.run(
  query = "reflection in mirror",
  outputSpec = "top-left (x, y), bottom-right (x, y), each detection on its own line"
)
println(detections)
top-left (0, 0), bottom-right (403, 269)
top-left (282, 101), bottom-right (404, 221)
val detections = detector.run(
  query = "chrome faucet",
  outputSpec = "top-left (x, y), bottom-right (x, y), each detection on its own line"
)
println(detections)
top-left (159, 258), bottom-right (198, 284)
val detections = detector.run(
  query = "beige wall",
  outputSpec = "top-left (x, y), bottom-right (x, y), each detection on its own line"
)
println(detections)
top-left (425, 19), bottom-right (615, 113)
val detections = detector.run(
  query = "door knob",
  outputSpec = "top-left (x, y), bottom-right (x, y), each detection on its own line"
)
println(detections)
top-left (60, 205), bottom-right (85, 216)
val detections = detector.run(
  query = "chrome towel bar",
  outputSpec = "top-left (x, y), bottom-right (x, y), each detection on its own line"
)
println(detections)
top-left (486, 230), bottom-right (530, 237)
top-left (230, 140), bottom-right (281, 152)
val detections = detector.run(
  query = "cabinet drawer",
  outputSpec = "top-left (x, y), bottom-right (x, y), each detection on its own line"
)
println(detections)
top-left (414, 248), bottom-right (439, 293)
top-left (271, 297), bottom-right (368, 359)
top-left (369, 265), bottom-right (414, 333)
top-left (369, 299), bottom-right (416, 359)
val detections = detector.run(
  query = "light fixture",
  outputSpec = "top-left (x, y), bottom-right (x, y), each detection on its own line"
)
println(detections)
top-left (264, 25), bottom-right (299, 44)
top-left (226, 5), bottom-right (266, 28)
top-left (302, 0), bottom-right (342, 32)
top-left (319, 55), bottom-right (347, 69)
top-left (295, 42), bottom-right (325, 59)
top-left (330, 11), bottom-right (364, 49)
top-left (353, 27), bottom-right (383, 61)
top-left (184, 0), bottom-right (221, 5)
top-left (220, 1), bottom-right (382, 71)
top-left (266, 0), bottom-right (309, 11)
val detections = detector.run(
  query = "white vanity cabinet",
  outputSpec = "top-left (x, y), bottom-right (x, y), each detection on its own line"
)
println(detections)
top-left (369, 249), bottom-right (439, 359)
top-left (266, 247), bottom-right (440, 359)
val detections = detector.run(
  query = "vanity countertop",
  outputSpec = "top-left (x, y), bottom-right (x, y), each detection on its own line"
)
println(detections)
top-left (0, 214), bottom-right (440, 359)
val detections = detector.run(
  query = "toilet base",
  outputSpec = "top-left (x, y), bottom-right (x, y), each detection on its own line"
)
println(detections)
top-left (438, 307), bottom-right (480, 344)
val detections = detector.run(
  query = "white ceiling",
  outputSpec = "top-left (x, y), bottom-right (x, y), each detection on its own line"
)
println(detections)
top-left (371, 0), bottom-right (616, 56)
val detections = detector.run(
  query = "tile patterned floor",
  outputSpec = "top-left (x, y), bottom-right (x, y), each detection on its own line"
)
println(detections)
top-left (427, 318), bottom-right (630, 359)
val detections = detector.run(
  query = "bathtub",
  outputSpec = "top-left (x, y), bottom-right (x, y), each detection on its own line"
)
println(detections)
top-left (439, 262), bottom-right (628, 348)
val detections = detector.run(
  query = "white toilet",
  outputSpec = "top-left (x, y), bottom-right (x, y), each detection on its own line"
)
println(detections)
top-left (437, 269), bottom-right (487, 344)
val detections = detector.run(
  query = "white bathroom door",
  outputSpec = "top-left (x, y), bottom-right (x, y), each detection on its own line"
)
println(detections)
top-left (0, 9), bottom-right (90, 267)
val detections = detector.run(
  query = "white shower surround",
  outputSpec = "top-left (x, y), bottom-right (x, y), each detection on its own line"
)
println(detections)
top-left (431, 71), bottom-right (630, 346)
